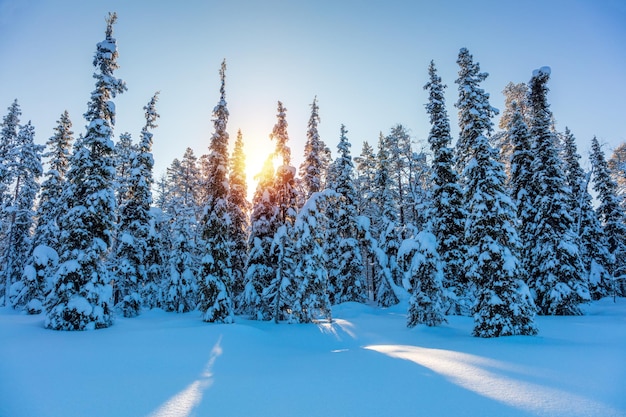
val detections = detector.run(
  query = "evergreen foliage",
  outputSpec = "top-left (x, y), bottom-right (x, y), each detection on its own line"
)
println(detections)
top-left (456, 49), bottom-right (536, 337)
top-left (508, 102), bottom-right (535, 286)
top-left (228, 129), bottom-right (251, 305)
top-left (454, 48), bottom-right (498, 179)
top-left (291, 192), bottom-right (331, 323)
top-left (326, 125), bottom-right (366, 304)
top-left (198, 60), bottom-right (234, 323)
top-left (240, 155), bottom-right (278, 319)
top-left (113, 93), bottom-right (159, 317)
top-left (400, 230), bottom-right (446, 327)
top-left (5, 122), bottom-right (44, 310)
top-left (526, 68), bottom-right (589, 315)
top-left (0, 100), bottom-right (21, 306)
top-left (372, 133), bottom-right (401, 306)
top-left (265, 101), bottom-right (299, 322)
top-left (32, 111), bottom-right (73, 250)
top-left (424, 60), bottom-right (467, 315)
top-left (45, 13), bottom-right (126, 330)
top-left (590, 136), bottom-right (626, 297)
top-left (561, 128), bottom-right (612, 298)
top-left (162, 202), bottom-right (198, 313)
top-left (299, 96), bottom-right (330, 201)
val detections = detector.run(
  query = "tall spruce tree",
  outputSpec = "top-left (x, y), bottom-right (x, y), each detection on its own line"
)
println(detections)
top-left (45, 13), bottom-right (126, 330)
top-left (464, 134), bottom-right (537, 337)
top-left (291, 192), bottom-right (331, 323)
top-left (114, 132), bottom-right (135, 211)
top-left (0, 100), bottom-right (21, 210)
top-left (508, 102), bottom-right (535, 287)
top-left (162, 200), bottom-right (198, 313)
top-left (590, 136), bottom-right (626, 297)
top-left (168, 148), bottom-right (202, 215)
top-left (5, 122), bottom-right (44, 310)
top-left (400, 230), bottom-right (446, 327)
top-left (228, 129), bottom-right (251, 306)
top-left (32, 111), bottom-right (73, 250)
top-left (326, 125), bottom-right (366, 304)
top-left (526, 67), bottom-right (589, 315)
top-left (562, 128), bottom-right (612, 298)
top-left (299, 96), bottom-right (330, 201)
top-left (372, 132), bottom-right (401, 306)
top-left (17, 112), bottom-right (73, 314)
top-left (265, 101), bottom-right (299, 322)
top-left (455, 48), bottom-right (497, 180)
top-left (113, 93), bottom-right (159, 317)
top-left (0, 100), bottom-right (21, 305)
top-left (424, 60), bottom-right (467, 315)
top-left (198, 60), bottom-right (234, 323)
top-left (240, 155), bottom-right (278, 319)
top-left (456, 49), bottom-right (537, 337)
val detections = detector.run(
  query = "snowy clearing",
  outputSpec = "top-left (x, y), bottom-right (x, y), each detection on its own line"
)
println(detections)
top-left (1, 298), bottom-right (625, 417)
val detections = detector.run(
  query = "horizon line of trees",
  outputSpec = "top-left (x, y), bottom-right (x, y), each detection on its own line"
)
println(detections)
top-left (1, 13), bottom-right (625, 337)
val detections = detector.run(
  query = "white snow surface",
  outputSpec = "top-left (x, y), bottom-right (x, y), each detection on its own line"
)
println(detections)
top-left (1, 298), bottom-right (625, 417)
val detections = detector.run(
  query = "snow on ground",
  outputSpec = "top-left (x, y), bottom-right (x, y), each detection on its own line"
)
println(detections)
top-left (1, 298), bottom-right (625, 417)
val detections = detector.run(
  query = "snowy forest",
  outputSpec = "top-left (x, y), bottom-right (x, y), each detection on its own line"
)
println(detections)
top-left (2, 12), bottom-right (625, 338)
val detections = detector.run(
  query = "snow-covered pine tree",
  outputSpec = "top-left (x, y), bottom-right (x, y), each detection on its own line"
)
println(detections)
top-left (265, 101), bottom-right (299, 323)
top-left (0, 100), bottom-right (21, 209)
top-left (291, 192), bottom-right (331, 323)
top-left (454, 48), bottom-right (497, 181)
top-left (198, 60), bottom-right (234, 323)
top-left (228, 129), bottom-right (251, 306)
top-left (168, 148), bottom-right (202, 216)
top-left (354, 141), bottom-right (377, 219)
top-left (561, 128), bottom-right (612, 299)
top-left (17, 112), bottom-right (73, 313)
top-left (465, 134), bottom-right (537, 337)
top-left (0, 100), bottom-right (21, 305)
top-left (526, 67), bottom-right (589, 315)
top-left (508, 102), bottom-right (535, 287)
top-left (456, 49), bottom-right (537, 337)
top-left (590, 136), bottom-right (626, 297)
top-left (326, 125), bottom-right (366, 304)
top-left (5, 122), bottom-right (44, 310)
top-left (299, 96), bottom-right (330, 202)
top-left (399, 230), bottom-right (446, 327)
top-left (114, 132), bottom-right (135, 212)
top-left (240, 155), bottom-right (278, 319)
top-left (112, 93), bottom-right (159, 317)
top-left (372, 132), bottom-right (401, 306)
top-left (424, 60), bottom-right (467, 315)
top-left (162, 200), bottom-right (198, 313)
top-left (32, 111), bottom-right (73, 250)
top-left (45, 13), bottom-right (126, 330)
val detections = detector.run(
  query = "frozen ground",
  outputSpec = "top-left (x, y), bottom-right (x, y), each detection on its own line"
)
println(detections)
top-left (1, 298), bottom-right (625, 417)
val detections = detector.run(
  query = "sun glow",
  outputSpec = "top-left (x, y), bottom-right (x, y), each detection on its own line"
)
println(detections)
top-left (242, 140), bottom-right (274, 202)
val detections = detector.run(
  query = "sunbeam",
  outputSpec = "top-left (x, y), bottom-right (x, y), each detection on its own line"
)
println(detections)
top-left (148, 336), bottom-right (223, 417)
top-left (365, 344), bottom-right (623, 417)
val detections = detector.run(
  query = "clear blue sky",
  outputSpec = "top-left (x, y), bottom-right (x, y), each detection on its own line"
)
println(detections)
top-left (1, 0), bottom-right (625, 187)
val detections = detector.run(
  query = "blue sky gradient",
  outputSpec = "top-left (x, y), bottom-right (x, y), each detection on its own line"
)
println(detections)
top-left (1, 0), bottom-right (624, 184)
